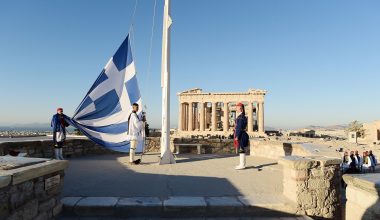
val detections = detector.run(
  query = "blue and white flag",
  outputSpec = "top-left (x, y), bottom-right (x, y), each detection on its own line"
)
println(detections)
top-left (69, 35), bottom-right (143, 153)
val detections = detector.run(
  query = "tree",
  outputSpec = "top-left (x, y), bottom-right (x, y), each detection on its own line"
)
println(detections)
top-left (345, 120), bottom-right (365, 138)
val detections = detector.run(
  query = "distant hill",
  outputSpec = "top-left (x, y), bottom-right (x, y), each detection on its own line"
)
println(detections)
top-left (305, 124), bottom-right (348, 130)
top-left (265, 126), bottom-right (279, 131)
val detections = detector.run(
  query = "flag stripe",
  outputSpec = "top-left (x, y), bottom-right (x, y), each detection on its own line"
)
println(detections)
top-left (80, 121), bottom-right (129, 134)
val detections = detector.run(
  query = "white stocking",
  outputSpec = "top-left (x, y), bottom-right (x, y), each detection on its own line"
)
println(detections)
top-left (55, 149), bottom-right (60, 160)
top-left (59, 148), bottom-right (64, 160)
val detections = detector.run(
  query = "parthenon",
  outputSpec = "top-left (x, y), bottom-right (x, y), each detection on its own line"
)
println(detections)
top-left (176, 88), bottom-right (267, 137)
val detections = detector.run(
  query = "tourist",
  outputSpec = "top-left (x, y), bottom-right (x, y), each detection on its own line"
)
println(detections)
top-left (362, 151), bottom-right (372, 173)
top-left (234, 102), bottom-right (249, 170)
top-left (128, 103), bottom-right (145, 165)
top-left (349, 151), bottom-right (357, 172)
top-left (341, 151), bottom-right (350, 172)
top-left (354, 150), bottom-right (362, 172)
top-left (51, 107), bottom-right (70, 160)
top-left (369, 150), bottom-right (377, 172)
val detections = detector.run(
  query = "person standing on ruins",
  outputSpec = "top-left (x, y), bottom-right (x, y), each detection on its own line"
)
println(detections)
top-left (51, 107), bottom-right (70, 160)
top-left (234, 102), bottom-right (249, 170)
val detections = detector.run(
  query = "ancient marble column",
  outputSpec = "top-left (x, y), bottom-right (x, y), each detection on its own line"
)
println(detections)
top-left (223, 102), bottom-right (229, 132)
top-left (199, 102), bottom-right (205, 131)
top-left (183, 103), bottom-right (186, 131)
top-left (194, 103), bottom-right (199, 130)
top-left (258, 102), bottom-right (264, 133)
top-left (211, 102), bottom-right (217, 131)
top-left (188, 102), bottom-right (193, 131)
top-left (178, 102), bottom-right (183, 131)
top-left (247, 102), bottom-right (253, 133)
top-left (183, 103), bottom-right (187, 131)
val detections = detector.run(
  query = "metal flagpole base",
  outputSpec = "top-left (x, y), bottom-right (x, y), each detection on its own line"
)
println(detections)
top-left (159, 150), bottom-right (176, 165)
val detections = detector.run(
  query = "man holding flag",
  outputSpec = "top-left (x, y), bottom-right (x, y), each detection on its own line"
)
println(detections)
top-left (128, 103), bottom-right (146, 165)
top-left (51, 107), bottom-right (70, 160)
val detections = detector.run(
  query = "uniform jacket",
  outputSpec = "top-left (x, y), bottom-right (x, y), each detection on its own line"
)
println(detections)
top-left (235, 113), bottom-right (249, 148)
top-left (51, 113), bottom-right (69, 144)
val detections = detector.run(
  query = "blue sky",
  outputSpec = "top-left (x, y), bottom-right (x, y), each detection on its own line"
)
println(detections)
top-left (0, 0), bottom-right (379, 129)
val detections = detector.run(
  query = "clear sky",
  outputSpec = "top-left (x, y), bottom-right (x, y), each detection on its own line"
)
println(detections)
top-left (0, 0), bottom-right (379, 129)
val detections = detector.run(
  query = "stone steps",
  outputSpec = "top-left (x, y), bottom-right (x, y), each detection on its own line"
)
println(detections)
top-left (58, 195), bottom-right (310, 219)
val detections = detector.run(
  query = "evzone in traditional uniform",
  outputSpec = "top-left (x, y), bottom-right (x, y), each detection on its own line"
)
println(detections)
top-left (51, 108), bottom-right (70, 160)
top-left (128, 103), bottom-right (144, 165)
top-left (234, 102), bottom-right (249, 170)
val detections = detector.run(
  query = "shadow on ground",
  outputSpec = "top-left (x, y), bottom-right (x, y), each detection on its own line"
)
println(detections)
top-left (174, 153), bottom-right (236, 163)
top-left (61, 154), bottom-right (305, 219)
top-left (245, 162), bottom-right (278, 170)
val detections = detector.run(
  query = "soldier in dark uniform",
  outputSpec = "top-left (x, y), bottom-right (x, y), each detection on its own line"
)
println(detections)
top-left (234, 102), bottom-right (249, 170)
top-left (51, 108), bottom-right (70, 160)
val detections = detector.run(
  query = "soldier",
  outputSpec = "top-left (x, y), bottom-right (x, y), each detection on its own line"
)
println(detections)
top-left (234, 102), bottom-right (249, 170)
top-left (51, 108), bottom-right (70, 160)
top-left (128, 103), bottom-right (146, 165)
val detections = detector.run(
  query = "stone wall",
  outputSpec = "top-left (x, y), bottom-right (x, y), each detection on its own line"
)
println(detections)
top-left (0, 158), bottom-right (68, 219)
top-left (142, 137), bottom-right (235, 154)
top-left (343, 174), bottom-right (380, 220)
top-left (0, 139), bottom-right (113, 158)
top-left (143, 137), bottom-right (161, 153)
top-left (171, 138), bottom-right (235, 154)
top-left (279, 156), bottom-right (342, 219)
top-left (0, 137), bottom-right (235, 159)
top-left (250, 140), bottom-right (311, 159)
top-left (0, 138), bottom-right (163, 159)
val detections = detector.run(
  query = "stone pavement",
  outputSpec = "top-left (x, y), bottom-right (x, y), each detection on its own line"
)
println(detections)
top-left (62, 153), bottom-right (283, 197)
top-left (59, 195), bottom-right (308, 219)
top-left (60, 153), bottom-right (310, 219)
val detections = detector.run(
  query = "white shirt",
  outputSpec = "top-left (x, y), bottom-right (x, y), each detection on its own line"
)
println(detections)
top-left (128, 112), bottom-right (143, 141)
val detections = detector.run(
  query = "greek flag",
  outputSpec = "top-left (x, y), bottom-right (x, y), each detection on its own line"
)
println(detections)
top-left (68, 35), bottom-right (143, 153)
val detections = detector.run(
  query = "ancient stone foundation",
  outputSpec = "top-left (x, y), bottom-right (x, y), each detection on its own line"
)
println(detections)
top-left (343, 174), bottom-right (380, 220)
top-left (0, 157), bottom-right (68, 219)
top-left (279, 156), bottom-right (342, 219)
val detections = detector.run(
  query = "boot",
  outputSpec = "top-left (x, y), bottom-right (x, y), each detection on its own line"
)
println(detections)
top-left (235, 153), bottom-right (246, 170)
top-left (59, 148), bottom-right (64, 160)
top-left (129, 148), bottom-right (136, 164)
top-left (54, 149), bottom-right (60, 160)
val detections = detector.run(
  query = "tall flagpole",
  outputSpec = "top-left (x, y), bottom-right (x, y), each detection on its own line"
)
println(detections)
top-left (159, 0), bottom-right (175, 164)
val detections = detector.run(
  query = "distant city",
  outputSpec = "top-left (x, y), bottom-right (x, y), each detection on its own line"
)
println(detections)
top-left (0, 126), bottom-right (76, 138)
top-left (0, 124), bottom-right (349, 139)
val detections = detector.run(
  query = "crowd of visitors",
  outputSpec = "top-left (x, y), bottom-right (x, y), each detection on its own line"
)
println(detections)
top-left (341, 150), bottom-right (377, 173)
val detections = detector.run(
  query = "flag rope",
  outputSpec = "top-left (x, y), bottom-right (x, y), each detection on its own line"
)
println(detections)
top-left (144, 0), bottom-right (158, 110)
